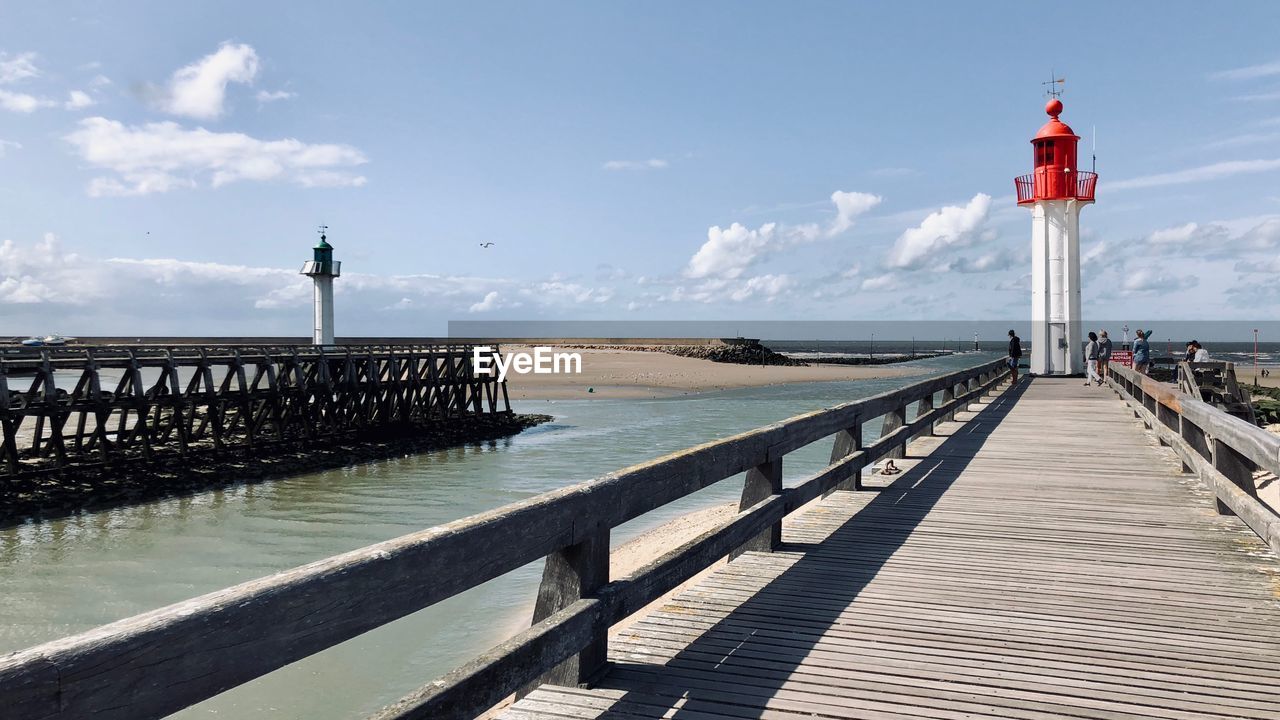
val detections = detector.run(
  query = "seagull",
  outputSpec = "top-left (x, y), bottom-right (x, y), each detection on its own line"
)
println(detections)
top-left (479, 242), bottom-right (495, 248)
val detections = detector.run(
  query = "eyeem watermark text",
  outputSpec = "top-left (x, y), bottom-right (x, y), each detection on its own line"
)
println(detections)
top-left (473, 346), bottom-right (582, 382)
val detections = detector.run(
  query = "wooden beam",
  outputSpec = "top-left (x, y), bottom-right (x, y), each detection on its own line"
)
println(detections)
top-left (733, 457), bottom-right (783, 557)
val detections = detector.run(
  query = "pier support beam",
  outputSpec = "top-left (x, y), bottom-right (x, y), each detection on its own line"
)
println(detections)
top-left (881, 404), bottom-right (907, 459)
top-left (734, 457), bottom-right (783, 557)
top-left (827, 423), bottom-right (863, 494)
top-left (1212, 438), bottom-right (1258, 515)
top-left (531, 527), bottom-right (610, 687)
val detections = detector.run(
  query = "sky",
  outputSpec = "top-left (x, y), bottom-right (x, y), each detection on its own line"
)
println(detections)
top-left (1, 1), bottom-right (1279, 337)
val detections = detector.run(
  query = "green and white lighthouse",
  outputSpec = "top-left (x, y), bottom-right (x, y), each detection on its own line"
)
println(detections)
top-left (300, 226), bottom-right (341, 345)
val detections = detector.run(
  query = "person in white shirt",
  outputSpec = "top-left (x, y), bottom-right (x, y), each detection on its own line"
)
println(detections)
top-left (1192, 341), bottom-right (1210, 362)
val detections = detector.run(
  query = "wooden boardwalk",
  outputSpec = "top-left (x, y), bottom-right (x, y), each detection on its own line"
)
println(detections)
top-left (505, 377), bottom-right (1280, 719)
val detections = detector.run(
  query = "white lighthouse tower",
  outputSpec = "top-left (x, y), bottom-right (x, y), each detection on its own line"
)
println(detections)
top-left (1015, 96), bottom-right (1097, 375)
top-left (300, 226), bottom-right (341, 345)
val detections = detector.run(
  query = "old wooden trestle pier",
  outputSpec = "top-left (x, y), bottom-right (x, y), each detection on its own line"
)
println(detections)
top-left (0, 344), bottom-right (510, 479)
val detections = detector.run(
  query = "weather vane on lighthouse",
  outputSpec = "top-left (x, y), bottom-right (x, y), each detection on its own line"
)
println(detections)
top-left (1042, 72), bottom-right (1065, 99)
top-left (300, 224), bottom-right (341, 346)
top-left (1014, 84), bottom-right (1098, 376)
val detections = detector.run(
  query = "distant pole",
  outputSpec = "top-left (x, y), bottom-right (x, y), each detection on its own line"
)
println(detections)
top-left (911, 336), bottom-right (916, 358)
top-left (870, 333), bottom-right (874, 359)
top-left (973, 332), bottom-right (979, 351)
top-left (1255, 328), bottom-right (1260, 385)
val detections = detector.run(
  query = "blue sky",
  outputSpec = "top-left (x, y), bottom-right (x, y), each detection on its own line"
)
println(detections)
top-left (1, 1), bottom-right (1279, 336)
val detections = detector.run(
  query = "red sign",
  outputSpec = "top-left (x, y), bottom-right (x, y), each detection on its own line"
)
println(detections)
top-left (1111, 350), bottom-right (1133, 368)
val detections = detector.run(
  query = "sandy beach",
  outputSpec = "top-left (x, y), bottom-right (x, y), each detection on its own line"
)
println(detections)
top-left (1241, 364), bottom-right (1280, 389)
top-left (502, 345), bottom-right (920, 400)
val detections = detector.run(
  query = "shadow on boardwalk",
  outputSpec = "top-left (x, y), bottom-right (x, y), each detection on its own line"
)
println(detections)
top-left (584, 381), bottom-right (1031, 717)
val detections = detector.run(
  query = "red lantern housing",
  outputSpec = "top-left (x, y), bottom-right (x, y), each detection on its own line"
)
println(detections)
top-left (1015, 99), bottom-right (1097, 204)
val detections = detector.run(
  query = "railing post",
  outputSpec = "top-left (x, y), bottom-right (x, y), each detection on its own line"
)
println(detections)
top-left (1178, 416), bottom-right (1201, 473)
top-left (941, 385), bottom-right (956, 422)
top-left (1212, 437), bottom-right (1258, 515)
top-left (733, 457), bottom-right (783, 557)
top-left (530, 526), bottom-right (610, 687)
top-left (918, 392), bottom-right (936, 436)
top-left (1156, 403), bottom-right (1179, 446)
top-left (827, 422), bottom-right (863, 494)
top-left (881, 403), bottom-right (907, 459)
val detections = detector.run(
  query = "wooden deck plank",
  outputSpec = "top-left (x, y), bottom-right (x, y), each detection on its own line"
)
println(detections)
top-left (502, 378), bottom-right (1280, 719)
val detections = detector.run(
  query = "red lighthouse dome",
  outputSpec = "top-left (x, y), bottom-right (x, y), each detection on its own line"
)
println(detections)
top-left (1015, 99), bottom-right (1097, 205)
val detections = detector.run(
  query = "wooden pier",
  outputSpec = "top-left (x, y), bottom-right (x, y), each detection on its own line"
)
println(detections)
top-left (0, 344), bottom-right (510, 479)
top-left (2, 359), bottom-right (1279, 719)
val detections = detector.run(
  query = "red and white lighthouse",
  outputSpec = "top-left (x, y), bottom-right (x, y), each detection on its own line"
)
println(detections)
top-left (1015, 98), bottom-right (1097, 376)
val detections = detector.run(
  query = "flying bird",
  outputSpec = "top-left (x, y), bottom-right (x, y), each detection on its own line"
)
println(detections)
top-left (479, 242), bottom-right (495, 248)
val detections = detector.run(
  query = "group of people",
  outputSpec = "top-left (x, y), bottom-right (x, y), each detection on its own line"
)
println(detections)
top-left (1083, 330), bottom-right (1114, 386)
top-left (1005, 327), bottom-right (1210, 385)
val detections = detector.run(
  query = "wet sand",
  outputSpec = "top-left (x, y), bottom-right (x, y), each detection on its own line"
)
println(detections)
top-left (503, 346), bottom-right (919, 400)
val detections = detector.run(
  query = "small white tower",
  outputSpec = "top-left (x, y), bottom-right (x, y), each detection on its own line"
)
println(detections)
top-left (1014, 96), bottom-right (1097, 375)
top-left (300, 226), bottom-right (341, 345)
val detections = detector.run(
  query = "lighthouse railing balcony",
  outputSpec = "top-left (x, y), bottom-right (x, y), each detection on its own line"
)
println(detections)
top-left (1014, 170), bottom-right (1098, 204)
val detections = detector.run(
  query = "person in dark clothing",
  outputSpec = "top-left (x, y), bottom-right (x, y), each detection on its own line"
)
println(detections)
top-left (1007, 329), bottom-right (1022, 385)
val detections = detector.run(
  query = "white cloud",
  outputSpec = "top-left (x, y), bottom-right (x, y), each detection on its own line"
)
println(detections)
top-left (525, 281), bottom-right (614, 305)
top-left (64, 116), bottom-right (369, 196)
top-left (942, 248), bottom-right (1017, 273)
top-left (0, 139), bottom-right (21, 157)
top-left (657, 272), bottom-right (793, 304)
top-left (602, 158), bottom-right (668, 170)
top-left (0, 89), bottom-right (55, 113)
top-left (729, 274), bottom-right (793, 302)
top-left (1204, 132), bottom-right (1280, 150)
top-left (256, 89), bottom-right (297, 103)
top-left (469, 290), bottom-right (505, 313)
top-left (1109, 159), bottom-right (1280, 191)
top-left (1137, 218), bottom-right (1279, 257)
top-left (1239, 217), bottom-right (1280, 250)
top-left (827, 191), bottom-right (882, 237)
top-left (1211, 59), bottom-right (1280, 82)
top-left (1081, 241), bottom-right (1108, 272)
top-left (1233, 91), bottom-right (1280, 102)
top-left (684, 190), bottom-right (879, 280)
top-left (1121, 267), bottom-right (1198, 295)
top-left (994, 274), bottom-right (1031, 292)
top-left (1234, 255), bottom-right (1280, 274)
top-left (859, 273), bottom-right (901, 292)
top-left (0, 52), bottom-right (39, 84)
top-left (1145, 222), bottom-right (1229, 250)
top-left (65, 90), bottom-right (94, 109)
top-left (869, 167), bottom-right (918, 178)
top-left (158, 43), bottom-right (260, 120)
top-left (886, 193), bottom-right (992, 270)
top-left (686, 222), bottom-right (777, 279)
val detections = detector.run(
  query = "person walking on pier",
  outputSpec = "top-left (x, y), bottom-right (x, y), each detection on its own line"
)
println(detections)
top-left (1007, 329), bottom-right (1022, 385)
top-left (1133, 329), bottom-right (1151, 375)
top-left (1085, 332), bottom-right (1101, 386)
top-left (1097, 330), bottom-right (1113, 383)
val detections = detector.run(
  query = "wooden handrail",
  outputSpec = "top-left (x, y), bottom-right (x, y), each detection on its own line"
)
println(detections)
top-left (0, 358), bottom-right (1009, 720)
top-left (1107, 365), bottom-right (1280, 554)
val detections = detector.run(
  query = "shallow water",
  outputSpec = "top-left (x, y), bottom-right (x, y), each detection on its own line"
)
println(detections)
top-left (0, 352), bottom-right (994, 718)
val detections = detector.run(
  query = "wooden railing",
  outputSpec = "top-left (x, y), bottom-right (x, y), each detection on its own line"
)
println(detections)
top-left (0, 358), bottom-right (1009, 720)
top-left (1107, 364), bottom-right (1280, 554)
